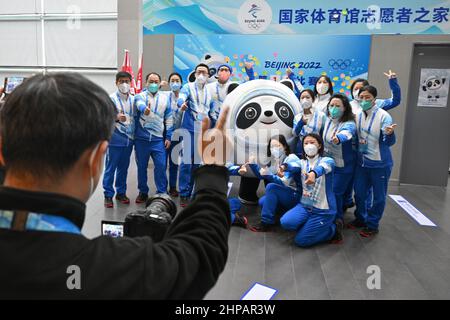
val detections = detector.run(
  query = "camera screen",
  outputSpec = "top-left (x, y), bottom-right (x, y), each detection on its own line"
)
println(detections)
top-left (101, 221), bottom-right (124, 238)
top-left (4, 77), bottom-right (25, 94)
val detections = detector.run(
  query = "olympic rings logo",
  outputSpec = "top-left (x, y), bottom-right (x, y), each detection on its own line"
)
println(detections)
top-left (328, 59), bottom-right (351, 70)
top-left (248, 22), bottom-right (261, 29)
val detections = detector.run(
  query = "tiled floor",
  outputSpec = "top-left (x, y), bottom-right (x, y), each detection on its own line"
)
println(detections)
top-left (83, 156), bottom-right (450, 300)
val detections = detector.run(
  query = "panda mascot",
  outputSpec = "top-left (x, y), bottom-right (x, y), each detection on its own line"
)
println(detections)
top-left (422, 75), bottom-right (447, 101)
top-left (223, 79), bottom-right (301, 205)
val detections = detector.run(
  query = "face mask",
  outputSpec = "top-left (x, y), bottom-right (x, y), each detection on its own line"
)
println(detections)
top-left (270, 147), bottom-right (284, 159)
top-left (304, 143), bottom-right (318, 157)
top-left (301, 98), bottom-right (313, 109)
top-left (316, 83), bottom-right (329, 95)
top-left (148, 83), bottom-right (159, 94)
top-left (170, 82), bottom-right (181, 92)
top-left (218, 72), bottom-right (230, 83)
top-left (352, 90), bottom-right (360, 100)
top-left (118, 83), bottom-right (130, 94)
top-left (329, 106), bottom-right (343, 119)
top-left (196, 74), bottom-right (207, 85)
top-left (88, 143), bottom-right (101, 200)
top-left (360, 100), bottom-right (373, 111)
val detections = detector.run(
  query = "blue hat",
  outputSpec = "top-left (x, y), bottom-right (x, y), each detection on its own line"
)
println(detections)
top-left (218, 63), bottom-right (233, 74)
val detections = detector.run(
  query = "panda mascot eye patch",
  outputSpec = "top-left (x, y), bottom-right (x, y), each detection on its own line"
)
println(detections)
top-left (236, 103), bottom-right (262, 129)
top-left (274, 101), bottom-right (294, 127)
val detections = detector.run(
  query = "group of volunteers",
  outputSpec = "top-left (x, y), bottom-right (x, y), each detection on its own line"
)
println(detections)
top-left (104, 60), bottom-right (400, 247)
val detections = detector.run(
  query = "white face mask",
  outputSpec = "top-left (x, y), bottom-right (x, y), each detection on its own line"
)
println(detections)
top-left (270, 147), bottom-right (284, 159)
top-left (118, 83), bottom-right (130, 94)
top-left (196, 74), bottom-right (207, 85)
top-left (301, 98), bottom-right (313, 109)
top-left (316, 83), bottom-right (329, 95)
top-left (88, 143), bottom-right (101, 200)
top-left (304, 143), bottom-right (318, 157)
top-left (352, 89), bottom-right (360, 100)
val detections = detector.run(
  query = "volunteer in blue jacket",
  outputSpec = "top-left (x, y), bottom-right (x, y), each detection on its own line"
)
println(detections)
top-left (322, 94), bottom-right (356, 242)
top-left (293, 89), bottom-right (327, 155)
top-left (103, 71), bottom-right (135, 208)
top-left (350, 70), bottom-right (401, 114)
top-left (344, 70), bottom-right (401, 211)
top-left (313, 75), bottom-right (333, 113)
top-left (348, 85), bottom-right (396, 237)
top-left (206, 62), bottom-right (255, 122)
top-left (166, 72), bottom-right (183, 197)
top-left (134, 72), bottom-right (173, 203)
top-left (280, 133), bottom-right (341, 247)
top-left (177, 63), bottom-right (214, 207)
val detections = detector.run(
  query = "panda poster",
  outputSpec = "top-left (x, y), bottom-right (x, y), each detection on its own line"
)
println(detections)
top-left (173, 34), bottom-right (371, 95)
top-left (418, 68), bottom-right (450, 108)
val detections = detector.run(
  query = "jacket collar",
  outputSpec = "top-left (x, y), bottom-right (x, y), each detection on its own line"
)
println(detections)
top-left (0, 186), bottom-right (86, 229)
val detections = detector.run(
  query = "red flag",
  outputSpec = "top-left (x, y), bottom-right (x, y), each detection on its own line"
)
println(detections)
top-left (136, 53), bottom-right (143, 94)
top-left (121, 49), bottom-right (136, 95)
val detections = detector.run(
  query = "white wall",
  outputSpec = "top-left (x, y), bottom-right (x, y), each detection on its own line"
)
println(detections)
top-left (0, 0), bottom-right (118, 94)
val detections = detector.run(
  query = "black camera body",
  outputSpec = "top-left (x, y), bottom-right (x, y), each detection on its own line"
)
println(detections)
top-left (124, 193), bottom-right (177, 242)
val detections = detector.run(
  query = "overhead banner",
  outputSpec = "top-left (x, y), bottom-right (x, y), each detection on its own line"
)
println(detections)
top-left (174, 34), bottom-right (371, 95)
top-left (143, 0), bottom-right (450, 35)
top-left (418, 68), bottom-right (450, 107)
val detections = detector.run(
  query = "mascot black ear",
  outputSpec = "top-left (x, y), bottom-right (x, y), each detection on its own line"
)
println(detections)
top-left (228, 83), bottom-right (239, 95)
top-left (443, 78), bottom-right (446, 84)
top-left (280, 79), bottom-right (294, 91)
top-left (188, 71), bottom-right (196, 83)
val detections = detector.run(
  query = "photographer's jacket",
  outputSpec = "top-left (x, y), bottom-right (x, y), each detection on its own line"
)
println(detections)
top-left (0, 165), bottom-right (230, 299)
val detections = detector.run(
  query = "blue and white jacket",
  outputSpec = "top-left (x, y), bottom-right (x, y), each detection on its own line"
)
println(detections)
top-left (293, 110), bottom-right (327, 141)
top-left (134, 91), bottom-right (173, 142)
top-left (168, 91), bottom-right (183, 129)
top-left (109, 91), bottom-right (135, 147)
top-left (322, 118), bottom-right (357, 174)
top-left (355, 106), bottom-right (396, 168)
top-left (177, 82), bottom-right (213, 133)
top-left (350, 78), bottom-right (401, 114)
top-left (284, 154), bottom-right (336, 212)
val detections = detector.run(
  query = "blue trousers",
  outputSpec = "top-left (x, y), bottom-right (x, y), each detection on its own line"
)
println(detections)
top-left (343, 173), bottom-right (355, 206)
top-left (135, 138), bottom-right (167, 194)
top-left (167, 139), bottom-right (180, 189)
top-left (179, 132), bottom-right (200, 198)
top-left (354, 165), bottom-right (391, 230)
top-left (281, 205), bottom-right (336, 247)
top-left (334, 171), bottom-right (354, 221)
top-left (260, 183), bottom-right (300, 225)
top-left (103, 145), bottom-right (133, 198)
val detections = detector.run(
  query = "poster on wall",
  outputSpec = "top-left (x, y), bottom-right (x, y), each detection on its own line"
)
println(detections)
top-left (143, 0), bottom-right (450, 35)
top-left (174, 34), bottom-right (371, 95)
top-left (418, 68), bottom-right (450, 107)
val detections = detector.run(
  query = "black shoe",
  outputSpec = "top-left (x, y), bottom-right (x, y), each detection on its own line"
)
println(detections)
top-left (169, 188), bottom-right (179, 197)
top-left (232, 213), bottom-right (248, 229)
top-left (346, 218), bottom-right (366, 229)
top-left (115, 194), bottom-right (130, 204)
top-left (135, 193), bottom-right (148, 204)
top-left (180, 197), bottom-right (190, 208)
top-left (330, 219), bottom-right (344, 244)
top-left (104, 197), bottom-right (113, 208)
top-left (249, 222), bottom-right (272, 232)
top-left (343, 201), bottom-right (355, 212)
top-left (359, 227), bottom-right (379, 238)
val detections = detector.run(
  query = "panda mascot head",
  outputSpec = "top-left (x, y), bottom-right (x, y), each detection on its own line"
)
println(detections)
top-left (223, 79), bottom-right (301, 166)
top-left (422, 75), bottom-right (446, 99)
top-left (188, 53), bottom-right (226, 83)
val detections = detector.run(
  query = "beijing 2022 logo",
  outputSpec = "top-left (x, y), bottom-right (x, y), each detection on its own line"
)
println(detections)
top-left (238, 0), bottom-right (272, 34)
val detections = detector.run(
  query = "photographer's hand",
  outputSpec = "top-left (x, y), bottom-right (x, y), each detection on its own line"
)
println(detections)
top-left (198, 106), bottom-right (232, 166)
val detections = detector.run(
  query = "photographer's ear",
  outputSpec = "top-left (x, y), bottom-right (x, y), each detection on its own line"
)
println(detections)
top-left (89, 141), bottom-right (108, 179)
top-left (0, 137), bottom-right (5, 167)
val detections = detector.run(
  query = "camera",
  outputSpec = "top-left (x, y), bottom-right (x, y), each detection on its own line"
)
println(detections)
top-left (123, 193), bottom-right (177, 241)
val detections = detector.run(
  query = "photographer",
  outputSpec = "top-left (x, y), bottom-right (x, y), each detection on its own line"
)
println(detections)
top-left (0, 73), bottom-right (232, 299)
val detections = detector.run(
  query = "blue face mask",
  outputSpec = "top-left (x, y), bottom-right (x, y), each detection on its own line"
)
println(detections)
top-left (170, 82), bottom-right (181, 92)
top-left (148, 83), bottom-right (159, 94)
top-left (329, 106), bottom-right (343, 119)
